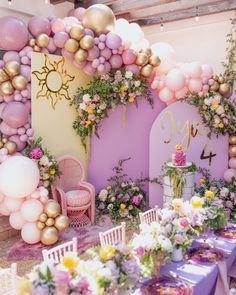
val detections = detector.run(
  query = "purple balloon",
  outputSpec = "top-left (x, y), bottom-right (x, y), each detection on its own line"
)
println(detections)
top-left (109, 54), bottom-right (123, 69)
top-left (224, 168), bottom-right (236, 182)
top-left (47, 38), bottom-right (57, 53)
top-left (101, 47), bottom-right (112, 60)
top-left (0, 16), bottom-right (29, 51)
top-left (61, 48), bottom-right (74, 60)
top-left (3, 51), bottom-right (20, 63)
top-left (53, 32), bottom-right (69, 48)
top-left (51, 18), bottom-right (66, 34)
top-left (2, 101), bottom-right (29, 129)
top-left (229, 158), bottom-right (236, 169)
top-left (20, 65), bottom-right (31, 82)
top-left (83, 62), bottom-right (96, 76)
top-left (125, 64), bottom-right (140, 75)
top-left (28, 16), bottom-right (51, 37)
top-left (85, 28), bottom-right (94, 38)
top-left (87, 46), bottom-right (100, 61)
top-left (21, 56), bottom-right (30, 65)
top-left (0, 121), bottom-right (17, 136)
top-left (9, 135), bottom-right (26, 152)
top-left (105, 32), bottom-right (122, 50)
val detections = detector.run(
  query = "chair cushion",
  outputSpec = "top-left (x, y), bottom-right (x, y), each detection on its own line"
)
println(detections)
top-left (66, 190), bottom-right (91, 207)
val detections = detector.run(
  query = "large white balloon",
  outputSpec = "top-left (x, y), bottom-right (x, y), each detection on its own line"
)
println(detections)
top-left (151, 42), bottom-right (176, 74)
top-left (0, 156), bottom-right (40, 198)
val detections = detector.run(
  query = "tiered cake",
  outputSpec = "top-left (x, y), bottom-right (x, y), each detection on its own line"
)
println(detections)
top-left (171, 144), bottom-right (186, 166)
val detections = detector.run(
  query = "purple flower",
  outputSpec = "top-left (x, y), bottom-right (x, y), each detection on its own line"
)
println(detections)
top-left (106, 260), bottom-right (120, 280)
top-left (29, 146), bottom-right (43, 159)
top-left (121, 259), bottom-right (140, 281)
top-left (98, 203), bottom-right (105, 210)
top-left (54, 270), bottom-right (70, 286)
top-left (122, 193), bottom-right (130, 202)
top-left (71, 277), bottom-right (92, 294)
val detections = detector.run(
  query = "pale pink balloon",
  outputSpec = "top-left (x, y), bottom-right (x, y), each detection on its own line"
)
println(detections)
top-left (122, 49), bottom-right (136, 65)
top-left (40, 196), bottom-right (48, 204)
top-left (0, 102), bottom-right (6, 118)
top-left (53, 32), bottom-right (69, 48)
top-left (201, 64), bottom-right (213, 79)
top-left (83, 62), bottom-right (96, 76)
top-left (159, 87), bottom-right (174, 103)
top-left (9, 135), bottom-right (27, 152)
top-left (175, 87), bottom-right (188, 100)
top-left (125, 64), bottom-right (139, 75)
top-left (0, 148), bottom-right (8, 155)
top-left (3, 51), bottom-right (20, 63)
top-left (229, 158), bottom-right (236, 169)
top-left (188, 79), bottom-right (202, 93)
top-left (51, 18), bottom-right (66, 33)
top-left (73, 7), bottom-right (86, 21)
top-left (87, 46), bottom-right (100, 61)
top-left (2, 102), bottom-right (29, 129)
top-left (4, 95), bottom-right (14, 103)
top-left (102, 61), bottom-right (112, 74)
top-left (0, 193), bottom-right (4, 203)
top-left (28, 16), bottom-right (51, 37)
top-left (21, 222), bottom-right (41, 244)
top-left (109, 54), bottom-right (123, 69)
top-left (166, 68), bottom-right (185, 91)
top-left (157, 81), bottom-right (165, 90)
top-left (40, 188), bottom-right (49, 198)
top-left (100, 47), bottom-right (112, 60)
top-left (201, 76), bottom-right (209, 84)
top-left (9, 211), bottom-right (26, 230)
top-left (151, 80), bottom-right (159, 89)
top-left (224, 169), bottom-right (236, 182)
top-left (61, 48), bottom-right (74, 60)
top-left (47, 38), bottom-right (57, 53)
top-left (31, 190), bottom-right (41, 199)
top-left (21, 199), bottom-right (43, 222)
top-left (106, 32), bottom-right (122, 50)
top-left (20, 65), bottom-right (31, 82)
top-left (0, 121), bottom-right (17, 136)
top-left (188, 62), bottom-right (202, 78)
top-left (4, 196), bottom-right (24, 212)
top-left (0, 202), bottom-right (11, 216)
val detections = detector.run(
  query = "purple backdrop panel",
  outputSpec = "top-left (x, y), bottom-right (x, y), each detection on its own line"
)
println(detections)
top-left (149, 102), bottom-right (228, 208)
top-left (88, 90), bottom-right (166, 191)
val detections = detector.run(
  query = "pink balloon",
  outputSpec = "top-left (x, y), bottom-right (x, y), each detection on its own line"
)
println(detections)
top-left (0, 202), bottom-right (11, 216)
top-left (47, 38), bottom-right (57, 53)
top-left (100, 47), bottom-right (112, 60)
top-left (20, 65), bottom-right (31, 82)
top-left (20, 134), bottom-right (28, 142)
top-left (2, 102), bottom-right (29, 129)
top-left (159, 87), bottom-right (174, 103)
top-left (0, 16), bottom-right (28, 51)
top-left (122, 49), bottom-right (136, 65)
top-left (125, 64), bottom-right (139, 75)
top-left (9, 135), bottom-right (27, 152)
top-left (21, 56), bottom-right (30, 65)
top-left (106, 32), bottom-right (122, 50)
top-left (73, 7), bottom-right (86, 21)
top-left (51, 18), bottom-right (66, 33)
top-left (109, 54), bottom-right (123, 69)
top-left (229, 158), bottom-right (236, 169)
top-left (87, 46), bottom-right (100, 61)
top-left (201, 64), bottom-right (213, 79)
top-left (175, 87), bottom-right (188, 100)
top-left (83, 62), bottom-right (96, 76)
top-left (28, 16), bottom-right (51, 37)
top-left (9, 211), bottom-right (26, 230)
top-left (102, 61), bottom-right (112, 74)
top-left (61, 48), bottom-right (74, 60)
top-left (3, 51), bottom-right (20, 63)
top-left (166, 68), bottom-right (186, 91)
top-left (224, 169), bottom-right (236, 182)
top-left (21, 199), bottom-right (43, 222)
top-left (4, 197), bottom-right (24, 213)
top-left (4, 95), bottom-right (14, 103)
top-left (21, 222), bottom-right (41, 244)
top-left (188, 62), bottom-right (202, 78)
top-left (0, 102), bottom-right (6, 118)
top-left (188, 79), bottom-right (202, 93)
top-left (53, 32), bottom-right (69, 48)
top-left (0, 121), bottom-right (17, 136)
top-left (73, 59), bottom-right (87, 69)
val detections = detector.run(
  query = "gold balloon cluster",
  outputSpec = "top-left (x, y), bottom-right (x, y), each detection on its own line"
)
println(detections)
top-left (210, 74), bottom-right (232, 96)
top-left (136, 48), bottom-right (161, 78)
top-left (0, 61), bottom-right (28, 96)
top-left (229, 135), bottom-right (236, 158)
top-left (37, 200), bottom-right (70, 245)
top-left (65, 25), bottom-right (95, 62)
top-left (0, 136), bottom-right (17, 154)
top-left (28, 33), bottom-right (50, 52)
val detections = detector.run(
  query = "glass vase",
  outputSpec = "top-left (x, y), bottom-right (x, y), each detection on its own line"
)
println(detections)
top-left (172, 246), bottom-right (183, 262)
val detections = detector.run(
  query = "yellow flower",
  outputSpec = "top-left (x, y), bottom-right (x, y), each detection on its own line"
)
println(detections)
top-left (86, 120), bottom-right (92, 125)
top-left (119, 85), bottom-right (126, 93)
top-left (62, 253), bottom-right (80, 271)
top-left (49, 168), bottom-right (56, 175)
top-left (199, 178), bottom-right (205, 184)
top-left (175, 144), bottom-right (183, 150)
top-left (218, 123), bottom-right (224, 128)
top-left (17, 278), bottom-right (32, 295)
top-left (120, 203), bottom-right (126, 209)
top-left (128, 97), bottom-right (135, 103)
top-left (106, 185), bottom-right (112, 190)
top-left (212, 102), bottom-right (219, 109)
top-left (100, 245), bottom-right (115, 261)
top-left (190, 196), bottom-right (204, 209)
top-left (172, 198), bottom-right (183, 211)
top-left (205, 190), bottom-right (215, 199)
top-left (87, 108), bottom-right (94, 114)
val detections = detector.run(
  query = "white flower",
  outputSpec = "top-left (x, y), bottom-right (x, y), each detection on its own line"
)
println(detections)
top-left (220, 187), bottom-right (229, 196)
top-left (110, 196), bottom-right (116, 202)
top-left (216, 105), bottom-right (224, 115)
top-left (99, 103), bottom-right (106, 110)
top-left (121, 182), bottom-right (127, 187)
top-left (43, 181), bottom-right (50, 188)
top-left (107, 204), bottom-right (114, 210)
top-left (214, 116), bottom-right (220, 124)
top-left (98, 189), bottom-right (108, 202)
top-left (125, 71), bottom-right (133, 79)
top-left (157, 235), bottom-right (173, 253)
top-left (40, 155), bottom-right (50, 166)
top-left (83, 94), bottom-right (91, 103)
top-left (134, 81), bottom-right (141, 87)
top-left (79, 102), bottom-right (87, 110)
top-left (204, 98), bottom-right (211, 106)
top-left (42, 173), bottom-right (50, 180)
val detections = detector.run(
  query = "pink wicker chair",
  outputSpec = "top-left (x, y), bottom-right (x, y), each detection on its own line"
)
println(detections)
top-left (51, 155), bottom-right (95, 227)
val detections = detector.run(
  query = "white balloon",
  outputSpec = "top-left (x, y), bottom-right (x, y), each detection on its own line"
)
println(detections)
top-left (151, 42), bottom-right (176, 74)
top-left (0, 156), bottom-right (40, 198)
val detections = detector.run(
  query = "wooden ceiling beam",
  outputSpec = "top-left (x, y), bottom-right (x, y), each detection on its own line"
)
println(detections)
top-left (82, 0), bottom-right (120, 8)
top-left (138, 0), bottom-right (236, 26)
top-left (50, 0), bottom-right (73, 4)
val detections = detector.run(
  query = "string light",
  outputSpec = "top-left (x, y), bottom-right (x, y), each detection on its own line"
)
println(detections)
top-left (8, 0), bottom-right (12, 6)
top-left (195, 7), bottom-right (199, 22)
top-left (160, 18), bottom-right (164, 32)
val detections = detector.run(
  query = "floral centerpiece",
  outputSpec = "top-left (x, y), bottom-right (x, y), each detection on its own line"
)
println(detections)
top-left (96, 159), bottom-right (146, 221)
top-left (24, 137), bottom-right (61, 188)
top-left (71, 68), bottom-right (152, 148)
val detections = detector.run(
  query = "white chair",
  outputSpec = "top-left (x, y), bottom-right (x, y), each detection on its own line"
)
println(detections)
top-left (0, 263), bottom-right (17, 295)
top-left (99, 222), bottom-right (126, 247)
top-left (42, 237), bottom-right (78, 264)
top-left (139, 206), bottom-right (159, 224)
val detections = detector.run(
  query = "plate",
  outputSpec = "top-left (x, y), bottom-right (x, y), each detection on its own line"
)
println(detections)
top-left (166, 162), bottom-right (192, 169)
top-left (140, 276), bottom-right (192, 295)
top-left (216, 226), bottom-right (236, 240)
top-left (187, 245), bottom-right (226, 264)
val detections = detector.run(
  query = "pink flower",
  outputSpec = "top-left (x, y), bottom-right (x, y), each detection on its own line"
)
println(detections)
top-left (175, 234), bottom-right (184, 244)
top-left (115, 70), bottom-right (123, 81)
top-left (29, 146), bottom-right (43, 159)
top-left (179, 217), bottom-right (190, 229)
top-left (132, 196), bottom-right (141, 205)
top-left (136, 246), bottom-right (145, 257)
top-left (53, 270), bottom-right (70, 286)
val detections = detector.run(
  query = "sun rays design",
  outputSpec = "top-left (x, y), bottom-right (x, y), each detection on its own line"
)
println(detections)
top-left (32, 54), bottom-right (75, 109)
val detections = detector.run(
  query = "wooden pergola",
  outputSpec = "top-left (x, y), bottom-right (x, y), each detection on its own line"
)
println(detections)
top-left (50, 0), bottom-right (236, 25)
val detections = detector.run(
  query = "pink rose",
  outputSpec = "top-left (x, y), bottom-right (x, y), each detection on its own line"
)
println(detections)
top-left (179, 217), bottom-right (190, 229)
top-left (175, 234), bottom-right (184, 244)
top-left (136, 246), bottom-right (145, 257)
top-left (29, 146), bottom-right (43, 159)
top-left (132, 196), bottom-right (141, 205)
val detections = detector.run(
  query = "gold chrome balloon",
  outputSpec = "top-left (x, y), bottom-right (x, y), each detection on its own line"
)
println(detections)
top-left (46, 217), bottom-right (55, 227)
top-left (29, 38), bottom-right (36, 47)
top-left (4, 141), bottom-right (17, 155)
top-left (80, 35), bottom-right (95, 50)
top-left (37, 221), bottom-right (46, 230)
top-left (39, 213), bottom-right (48, 223)
top-left (141, 64), bottom-right (153, 77)
top-left (4, 61), bottom-right (20, 78)
top-left (64, 38), bottom-right (79, 53)
top-left (54, 215), bottom-right (70, 232)
top-left (143, 48), bottom-right (152, 57)
top-left (149, 55), bottom-right (161, 67)
top-left (136, 53), bottom-right (148, 66)
top-left (12, 75), bottom-right (28, 90)
top-left (33, 45), bottom-right (41, 52)
top-left (219, 83), bottom-right (231, 96)
top-left (36, 33), bottom-right (50, 48)
top-left (229, 145), bottom-right (236, 158)
top-left (75, 48), bottom-right (88, 62)
top-left (210, 81), bottom-right (220, 92)
top-left (40, 226), bottom-right (59, 245)
top-left (0, 68), bottom-right (9, 83)
top-left (44, 201), bottom-right (61, 218)
top-left (2, 137), bottom-right (7, 144)
top-left (0, 81), bottom-right (14, 96)
top-left (82, 4), bottom-right (115, 35)
top-left (229, 135), bottom-right (236, 145)
top-left (218, 75), bottom-right (225, 84)
top-left (70, 25), bottom-right (85, 41)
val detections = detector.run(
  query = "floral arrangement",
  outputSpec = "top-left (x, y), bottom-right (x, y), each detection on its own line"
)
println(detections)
top-left (71, 68), bottom-right (152, 148)
top-left (24, 137), bottom-right (61, 188)
top-left (96, 158), bottom-right (146, 221)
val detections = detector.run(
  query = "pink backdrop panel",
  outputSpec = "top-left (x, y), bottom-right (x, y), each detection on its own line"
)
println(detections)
top-left (149, 101), bottom-right (229, 208)
top-left (88, 90), bottom-right (166, 191)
